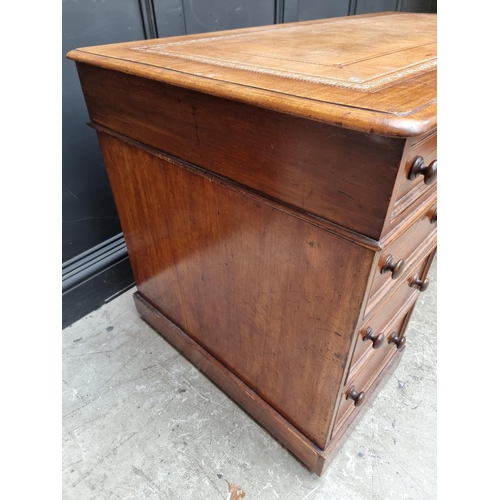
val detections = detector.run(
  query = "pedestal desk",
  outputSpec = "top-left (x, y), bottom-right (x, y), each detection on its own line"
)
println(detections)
top-left (68, 12), bottom-right (437, 475)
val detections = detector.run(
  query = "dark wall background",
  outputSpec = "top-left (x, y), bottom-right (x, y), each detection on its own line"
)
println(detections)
top-left (62, 0), bottom-right (437, 328)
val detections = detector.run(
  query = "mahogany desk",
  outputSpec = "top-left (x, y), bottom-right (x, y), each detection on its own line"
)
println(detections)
top-left (68, 12), bottom-right (437, 475)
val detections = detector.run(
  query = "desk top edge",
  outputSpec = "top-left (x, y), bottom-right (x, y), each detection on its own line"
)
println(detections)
top-left (67, 12), bottom-right (437, 137)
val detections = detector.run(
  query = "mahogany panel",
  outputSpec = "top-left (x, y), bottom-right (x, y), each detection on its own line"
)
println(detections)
top-left (78, 64), bottom-right (405, 240)
top-left (133, 292), bottom-right (323, 473)
top-left (97, 131), bottom-right (375, 449)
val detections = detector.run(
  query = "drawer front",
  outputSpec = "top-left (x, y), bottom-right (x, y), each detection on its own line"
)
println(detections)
top-left (334, 342), bottom-right (395, 430)
top-left (334, 307), bottom-right (415, 431)
top-left (79, 65), bottom-right (407, 241)
top-left (349, 294), bottom-right (417, 385)
top-left (356, 247), bottom-right (436, 365)
top-left (360, 246), bottom-right (436, 336)
top-left (368, 202), bottom-right (437, 305)
top-left (390, 131), bottom-right (437, 222)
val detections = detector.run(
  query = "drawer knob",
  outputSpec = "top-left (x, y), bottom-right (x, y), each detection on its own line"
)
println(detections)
top-left (363, 327), bottom-right (385, 349)
top-left (381, 255), bottom-right (405, 279)
top-left (346, 387), bottom-right (365, 407)
top-left (430, 210), bottom-right (437, 224)
top-left (410, 276), bottom-right (430, 292)
top-left (408, 156), bottom-right (437, 185)
top-left (388, 332), bottom-right (406, 350)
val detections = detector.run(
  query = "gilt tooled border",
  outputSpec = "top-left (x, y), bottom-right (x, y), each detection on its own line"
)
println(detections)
top-left (130, 19), bottom-right (436, 92)
top-left (130, 45), bottom-right (437, 92)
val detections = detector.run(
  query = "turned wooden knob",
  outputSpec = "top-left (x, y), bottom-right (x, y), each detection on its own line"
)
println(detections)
top-left (410, 276), bottom-right (430, 292)
top-left (408, 157), bottom-right (437, 185)
top-left (389, 332), bottom-right (406, 350)
top-left (430, 210), bottom-right (437, 224)
top-left (380, 255), bottom-right (405, 279)
top-left (363, 327), bottom-right (385, 349)
top-left (346, 387), bottom-right (365, 407)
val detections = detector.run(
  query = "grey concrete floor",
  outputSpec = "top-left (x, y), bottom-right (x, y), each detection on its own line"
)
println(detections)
top-left (62, 260), bottom-right (437, 500)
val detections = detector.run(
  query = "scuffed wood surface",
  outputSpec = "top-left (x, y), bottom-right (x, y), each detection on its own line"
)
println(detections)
top-left (67, 12), bottom-right (436, 136)
top-left (98, 132), bottom-right (374, 449)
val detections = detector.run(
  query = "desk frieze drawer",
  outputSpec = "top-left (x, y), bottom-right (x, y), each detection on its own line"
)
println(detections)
top-left (77, 64), bottom-right (405, 241)
top-left (389, 131), bottom-right (437, 224)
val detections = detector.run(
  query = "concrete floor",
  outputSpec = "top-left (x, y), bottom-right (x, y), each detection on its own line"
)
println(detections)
top-left (62, 260), bottom-right (437, 500)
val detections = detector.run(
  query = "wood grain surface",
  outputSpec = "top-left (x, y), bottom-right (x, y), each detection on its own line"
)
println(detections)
top-left (98, 131), bottom-right (375, 449)
top-left (67, 11), bottom-right (438, 474)
top-left (77, 64), bottom-right (406, 240)
top-left (67, 12), bottom-right (436, 136)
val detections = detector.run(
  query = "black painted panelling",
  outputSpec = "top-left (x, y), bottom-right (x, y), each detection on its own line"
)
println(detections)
top-left (283, 0), bottom-right (436, 23)
top-left (286, 0), bottom-right (350, 22)
top-left (283, 0), bottom-right (299, 23)
top-left (182, 0), bottom-right (275, 35)
top-left (63, 234), bottom-right (128, 293)
top-left (139, 0), bottom-right (159, 38)
top-left (62, 0), bottom-right (146, 262)
top-left (275, 0), bottom-right (285, 23)
top-left (400, 0), bottom-right (433, 12)
top-left (355, 0), bottom-right (399, 14)
top-left (62, 257), bottom-right (135, 329)
top-left (153, 0), bottom-right (187, 38)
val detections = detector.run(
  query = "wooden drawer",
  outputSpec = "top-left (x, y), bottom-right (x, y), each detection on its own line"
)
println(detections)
top-left (349, 296), bottom-right (416, 385)
top-left (334, 306), bottom-right (415, 431)
top-left (368, 200), bottom-right (436, 304)
top-left (334, 342), bottom-right (396, 430)
top-left (68, 12), bottom-right (437, 475)
top-left (355, 247), bottom-right (436, 367)
top-left (391, 131), bottom-right (437, 222)
top-left (76, 65), bottom-right (408, 241)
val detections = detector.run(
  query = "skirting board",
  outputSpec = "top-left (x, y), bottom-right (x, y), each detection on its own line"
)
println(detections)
top-left (133, 291), bottom-right (403, 476)
top-left (62, 233), bottom-right (135, 329)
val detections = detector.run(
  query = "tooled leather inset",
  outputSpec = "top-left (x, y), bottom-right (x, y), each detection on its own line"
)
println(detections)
top-left (131, 14), bottom-right (437, 92)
